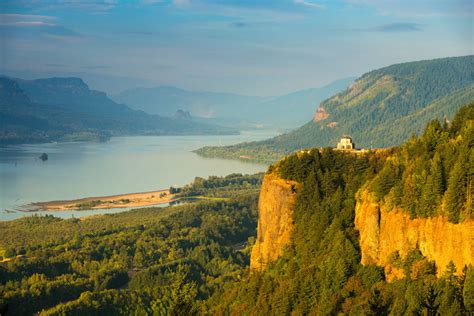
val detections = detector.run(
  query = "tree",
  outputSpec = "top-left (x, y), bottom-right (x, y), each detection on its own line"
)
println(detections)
top-left (420, 152), bottom-right (445, 217)
top-left (422, 284), bottom-right (439, 316)
top-left (4, 247), bottom-right (16, 259)
top-left (443, 156), bottom-right (467, 223)
top-left (464, 266), bottom-right (474, 313)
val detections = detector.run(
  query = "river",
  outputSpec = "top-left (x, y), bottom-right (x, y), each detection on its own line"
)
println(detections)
top-left (0, 130), bottom-right (276, 221)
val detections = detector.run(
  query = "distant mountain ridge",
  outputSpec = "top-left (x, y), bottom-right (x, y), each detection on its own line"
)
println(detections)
top-left (113, 78), bottom-right (355, 129)
top-left (195, 55), bottom-right (474, 162)
top-left (0, 76), bottom-right (237, 145)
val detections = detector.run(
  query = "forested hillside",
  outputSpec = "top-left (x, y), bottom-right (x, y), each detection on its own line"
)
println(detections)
top-left (0, 77), bottom-right (236, 145)
top-left (0, 104), bottom-right (472, 315)
top-left (0, 174), bottom-right (262, 315)
top-left (206, 102), bottom-right (473, 315)
top-left (196, 55), bottom-right (474, 163)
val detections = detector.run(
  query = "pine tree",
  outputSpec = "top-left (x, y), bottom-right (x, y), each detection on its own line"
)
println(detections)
top-left (420, 152), bottom-right (445, 216)
top-left (422, 284), bottom-right (439, 316)
top-left (464, 266), bottom-right (474, 313)
top-left (443, 155), bottom-right (467, 223)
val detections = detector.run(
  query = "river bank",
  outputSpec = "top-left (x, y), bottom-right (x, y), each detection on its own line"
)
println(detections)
top-left (29, 189), bottom-right (176, 211)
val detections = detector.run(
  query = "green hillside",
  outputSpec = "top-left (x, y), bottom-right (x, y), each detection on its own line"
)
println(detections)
top-left (196, 55), bottom-right (474, 163)
top-left (0, 77), bottom-right (237, 145)
top-left (206, 102), bottom-right (474, 315)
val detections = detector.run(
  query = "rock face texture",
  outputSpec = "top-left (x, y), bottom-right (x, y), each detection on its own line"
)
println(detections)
top-left (313, 106), bottom-right (329, 122)
top-left (355, 189), bottom-right (474, 280)
top-left (250, 173), bottom-right (300, 270)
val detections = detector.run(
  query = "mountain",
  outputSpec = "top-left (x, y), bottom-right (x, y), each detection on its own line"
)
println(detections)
top-left (195, 55), bottom-right (474, 162)
top-left (0, 77), bottom-right (108, 144)
top-left (252, 77), bottom-right (356, 127)
top-left (0, 77), bottom-right (237, 145)
top-left (112, 78), bottom-right (355, 129)
top-left (113, 86), bottom-right (265, 118)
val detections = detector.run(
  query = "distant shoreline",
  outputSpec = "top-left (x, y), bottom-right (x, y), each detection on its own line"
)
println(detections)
top-left (29, 189), bottom-right (177, 211)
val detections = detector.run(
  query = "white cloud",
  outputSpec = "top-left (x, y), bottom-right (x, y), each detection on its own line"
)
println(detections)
top-left (12, 21), bottom-right (56, 27)
top-left (3, 0), bottom-right (118, 12)
top-left (140, 0), bottom-right (165, 4)
top-left (294, 0), bottom-right (324, 9)
top-left (0, 13), bottom-right (56, 25)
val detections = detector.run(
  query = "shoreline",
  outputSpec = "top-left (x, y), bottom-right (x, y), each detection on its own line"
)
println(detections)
top-left (29, 189), bottom-right (177, 211)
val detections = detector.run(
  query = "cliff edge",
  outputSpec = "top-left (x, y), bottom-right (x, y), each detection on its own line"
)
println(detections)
top-left (355, 189), bottom-right (474, 280)
top-left (250, 172), bottom-right (299, 270)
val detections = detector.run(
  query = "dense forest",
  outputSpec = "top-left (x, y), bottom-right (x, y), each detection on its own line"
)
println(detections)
top-left (0, 174), bottom-right (262, 315)
top-left (367, 103), bottom-right (473, 222)
top-left (206, 102), bottom-right (473, 315)
top-left (0, 104), bottom-right (472, 315)
top-left (196, 55), bottom-right (474, 163)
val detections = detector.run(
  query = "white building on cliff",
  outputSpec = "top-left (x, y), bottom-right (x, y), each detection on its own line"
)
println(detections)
top-left (336, 136), bottom-right (355, 150)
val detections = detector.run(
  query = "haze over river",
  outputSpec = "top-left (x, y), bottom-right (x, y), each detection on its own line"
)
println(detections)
top-left (0, 131), bottom-right (276, 221)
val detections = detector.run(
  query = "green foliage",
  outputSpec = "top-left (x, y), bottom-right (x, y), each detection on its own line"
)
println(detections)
top-left (1, 104), bottom-right (472, 315)
top-left (365, 102), bottom-right (474, 222)
top-left (205, 103), bottom-right (473, 314)
top-left (179, 173), bottom-right (263, 198)
top-left (196, 56), bottom-right (474, 162)
top-left (464, 266), bottom-right (474, 313)
top-left (0, 176), bottom-right (260, 315)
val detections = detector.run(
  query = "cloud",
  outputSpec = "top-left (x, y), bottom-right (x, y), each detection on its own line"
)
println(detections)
top-left (344, 0), bottom-right (472, 17)
top-left (373, 22), bottom-right (423, 32)
top-left (173, 0), bottom-right (192, 7)
top-left (1, 0), bottom-right (118, 12)
top-left (80, 65), bottom-right (111, 69)
top-left (112, 30), bottom-right (156, 35)
top-left (0, 14), bottom-right (81, 39)
top-left (140, 0), bottom-right (165, 4)
top-left (294, 0), bottom-right (324, 9)
top-left (167, 0), bottom-right (304, 22)
top-left (0, 13), bottom-right (56, 25)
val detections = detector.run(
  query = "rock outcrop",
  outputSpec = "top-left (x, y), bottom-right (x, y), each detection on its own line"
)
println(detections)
top-left (250, 173), bottom-right (300, 270)
top-left (355, 189), bottom-right (474, 280)
top-left (313, 106), bottom-right (329, 122)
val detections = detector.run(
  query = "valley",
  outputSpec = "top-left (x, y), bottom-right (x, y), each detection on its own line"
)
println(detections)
top-left (1, 102), bottom-right (472, 315)
top-left (196, 56), bottom-right (474, 163)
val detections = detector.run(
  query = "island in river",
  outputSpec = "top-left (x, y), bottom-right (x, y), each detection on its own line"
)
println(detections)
top-left (29, 189), bottom-right (177, 211)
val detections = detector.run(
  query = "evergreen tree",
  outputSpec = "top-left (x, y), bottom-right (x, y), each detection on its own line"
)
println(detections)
top-left (420, 152), bottom-right (445, 216)
top-left (422, 283), bottom-right (440, 316)
top-left (443, 155), bottom-right (467, 223)
top-left (464, 266), bottom-right (474, 313)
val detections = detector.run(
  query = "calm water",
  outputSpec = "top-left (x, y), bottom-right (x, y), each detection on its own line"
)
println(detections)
top-left (0, 131), bottom-right (276, 221)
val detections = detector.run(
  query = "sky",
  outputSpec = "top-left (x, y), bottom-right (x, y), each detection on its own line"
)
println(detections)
top-left (0, 0), bottom-right (472, 96)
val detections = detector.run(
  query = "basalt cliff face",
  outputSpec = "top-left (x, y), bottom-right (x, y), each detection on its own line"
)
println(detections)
top-left (251, 173), bottom-right (473, 276)
top-left (250, 173), bottom-right (300, 270)
top-left (355, 189), bottom-right (474, 280)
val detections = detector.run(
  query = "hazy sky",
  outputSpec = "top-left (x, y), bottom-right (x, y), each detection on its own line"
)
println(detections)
top-left (0, 0), bottom-right (472, 95)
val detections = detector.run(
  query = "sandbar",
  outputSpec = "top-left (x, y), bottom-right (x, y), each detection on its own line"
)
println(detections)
top-left (30, 189), bottom-right (177, 211)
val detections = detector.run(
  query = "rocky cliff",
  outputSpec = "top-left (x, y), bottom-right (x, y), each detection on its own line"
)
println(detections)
top-left (355, 189), bottom-right (474, 280)
top-left (250, 173), bottom-right (300, 270)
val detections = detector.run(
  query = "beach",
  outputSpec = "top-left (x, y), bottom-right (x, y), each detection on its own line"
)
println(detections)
top-left (31, 189), bottom-right (176, 211)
